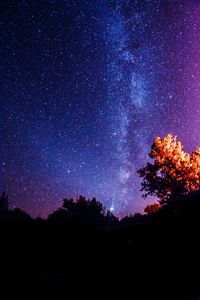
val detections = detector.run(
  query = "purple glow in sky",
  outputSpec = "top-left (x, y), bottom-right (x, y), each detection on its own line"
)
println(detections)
top-left (1, 0), bottom-right (200, 217)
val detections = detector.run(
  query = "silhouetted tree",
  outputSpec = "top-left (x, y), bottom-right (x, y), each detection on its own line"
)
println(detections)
top-left (120, 213), bottom-right (144, 226)
top-left (138, 135), bottom-right (200, 212)
top-left (62, 195), bottom-right (104, 216)
top-left (12, 208), bottom-right (32, 222)
top-left (48, 195), bottom-right (118, 227)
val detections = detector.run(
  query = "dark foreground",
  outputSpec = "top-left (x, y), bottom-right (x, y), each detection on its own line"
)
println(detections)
top-left (1, 192), bottom-right (200, 299)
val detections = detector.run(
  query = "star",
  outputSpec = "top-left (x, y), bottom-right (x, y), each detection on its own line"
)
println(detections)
top-left (1, 0), bottom-right (200, 218)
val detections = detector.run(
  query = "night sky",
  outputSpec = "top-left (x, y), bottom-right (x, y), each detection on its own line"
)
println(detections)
top-left (1, 0), bottom-right (200, 218)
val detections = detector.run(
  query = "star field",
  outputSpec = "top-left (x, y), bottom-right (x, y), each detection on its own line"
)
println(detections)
top-left (1, 0), bottom-right (200, 217)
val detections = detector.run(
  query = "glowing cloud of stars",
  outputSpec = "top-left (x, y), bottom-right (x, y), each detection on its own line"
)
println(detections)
top-left (1, 0), bottom-right (200, 217)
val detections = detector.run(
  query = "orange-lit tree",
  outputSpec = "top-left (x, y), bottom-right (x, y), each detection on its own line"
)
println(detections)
top-left (138, 134), bottom-right (200, 212)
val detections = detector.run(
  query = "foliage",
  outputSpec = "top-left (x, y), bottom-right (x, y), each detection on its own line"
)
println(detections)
top-left (62, 195), bottom-right (106, 217)
top-left (144, 203), bottom-right (161, 214)
top-left (48, 195), bottom-right (118, 226)
top-left (138, 134), bottom-right (200, 212)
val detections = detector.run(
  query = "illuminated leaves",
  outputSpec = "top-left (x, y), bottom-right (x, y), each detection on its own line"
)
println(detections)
top-left (138, 134), bottom-right (200, 211)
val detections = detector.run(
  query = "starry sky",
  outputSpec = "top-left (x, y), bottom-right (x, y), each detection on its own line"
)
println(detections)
top-left (1, 0), bottom-right (200, 218)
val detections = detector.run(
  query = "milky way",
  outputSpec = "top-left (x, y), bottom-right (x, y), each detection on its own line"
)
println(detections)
top-left (1, 0), bottom-right (200, 217)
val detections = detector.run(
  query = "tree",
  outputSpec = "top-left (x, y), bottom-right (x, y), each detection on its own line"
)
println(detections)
top-left (48, 195), bottom-right (118, 226)
top-left (144, 203), bottom-right (161, 214)
top-left (138, 134), bottom-right (200, 211)
top-left (62, 195), bottom-right (106, 220)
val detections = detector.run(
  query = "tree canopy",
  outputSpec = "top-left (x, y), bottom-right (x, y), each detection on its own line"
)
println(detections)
top-left (48, 195), bottom-right (118, 226)
top-left (138, 134), bottom-right (200, 212)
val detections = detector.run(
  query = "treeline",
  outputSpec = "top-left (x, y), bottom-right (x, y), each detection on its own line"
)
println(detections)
top-left (1, 191), bottom-right (200, 299)
top-left (1, 133), bottom-right (200, 300)
top-left (1, 189), bottom-right (200, 227)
